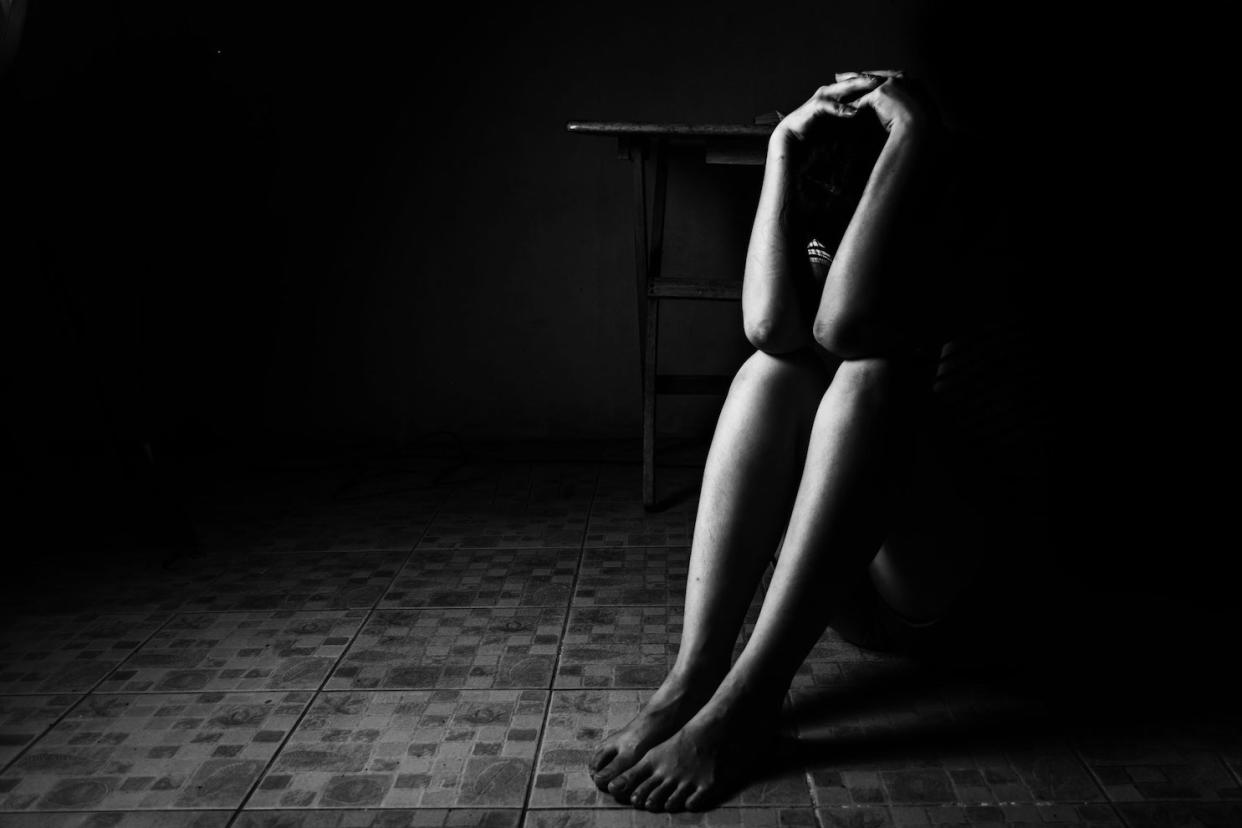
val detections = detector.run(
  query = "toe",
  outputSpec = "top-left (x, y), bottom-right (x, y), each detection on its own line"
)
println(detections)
top-left (663, 781), bottom-right (693, 812)
top-left (629, 774), bottom-right (663, 809)
top-left (592, 752), bottom-right (632, 790)
top-left (588, 744), bottom-right (617, 774)
top-left (645, 778), bottom-right (678, 811)
top-left (685, 786), bottom-right (710, 811)
top-left (608, 762), bottom-right (653, 800)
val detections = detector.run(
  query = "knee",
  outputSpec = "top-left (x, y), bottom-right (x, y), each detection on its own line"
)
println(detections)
top-left (812, 313), bottom-right (867, 360)
top-left (732, 348), bottom-right (825, 395)
top-left (812, 312), bottom-right (905, 361)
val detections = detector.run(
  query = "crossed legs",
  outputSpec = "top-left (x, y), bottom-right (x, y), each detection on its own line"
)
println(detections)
top-left (588, 348), bottom-right (924, 810)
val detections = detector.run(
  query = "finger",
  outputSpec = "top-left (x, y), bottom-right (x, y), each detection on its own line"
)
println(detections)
top-left (813, 99), bottom-right (859, 118)
top-left (815, 76), bottom-right (882, 101)
top-left (835, 69), bottom-right (904, 81)
top-left (850, 87), bottom-right (884, 110)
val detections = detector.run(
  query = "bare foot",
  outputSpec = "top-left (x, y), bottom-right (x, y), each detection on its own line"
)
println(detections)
top-left (588, 668), bottom-right (722, 790)
top-left (604, 698), bottom-right (780, 812)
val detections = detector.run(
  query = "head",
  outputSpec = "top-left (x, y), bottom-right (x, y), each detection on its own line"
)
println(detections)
top-left (794, 115), bottom-right (887, 249)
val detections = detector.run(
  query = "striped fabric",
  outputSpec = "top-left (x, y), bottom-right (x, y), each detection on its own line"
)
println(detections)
top-left (807, 237), bottom-right (834, 267)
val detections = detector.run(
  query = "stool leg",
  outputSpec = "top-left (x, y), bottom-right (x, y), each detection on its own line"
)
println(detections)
top-left (643, 145), bottom-right (668, 510)
top-left (643, 295), bottom-right (659, 509)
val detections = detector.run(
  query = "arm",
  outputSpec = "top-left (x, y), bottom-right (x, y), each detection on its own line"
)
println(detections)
top-left (742, 76), bottom-right (884, 354)
top-left (813, 76), bottom-right (938, 359)
top-left (740, 136), bottom-right (813, 353)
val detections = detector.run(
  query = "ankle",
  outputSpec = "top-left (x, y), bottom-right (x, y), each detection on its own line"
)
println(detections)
top-left (708, 674), bottom-right (786, 718)
top-left (666, 657), bottom-right (729, 692)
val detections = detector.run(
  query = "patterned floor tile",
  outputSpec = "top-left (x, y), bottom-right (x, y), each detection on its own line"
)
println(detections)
top-left (0, 813), bottom-right (231, 826)
top-left (432, 462), bottom-right (548, 506)
top-left (429, 462), bottom-right (599, 509)
top-left (594, 467), bottom-right (702, 504)
top-left (196, 494), bottom-right (435, 556)
top-left (194, 516), bottom-right (290, 556)
top-left (814, 807), bottom-right (898, 828)
top-left (525, 809), bottom-right (818, 826)
top-left (380, 549), bottom-right (578, 608)
top-left (327, 608), bottom-right (566, 690)
top-left (792, 687), bottom-right (1101, 806)
top-left (1114, 802), bottom-right (1242, 827)
top-left (180, 551), bottom-right (406, 612)
top-left (429, 461), bottom-right (598, 507)
top-left (805, 742), bottom-right (1101, 807)
top-left (0, 696), bottom-right (81, 769)
top-left (1221, 747), bottom-right (1242, 790)
top-left (248, 690), bottom-right (546, 809)
top-left (98, 612), bottom-right (367, 693)
top-left (0, 691), bottom-right (312, 810)
top-left (236, 810), bottom-right (521, 827)
top-left (556, 606), bottom-right (759, 690)
top-left (1, 563), bottom-right (221, 616)
top-left (324, 463), bottom-right (453, 504)
top-left (574, 548), bottom-right (688, 606)
top-left (842, 803), bottom-right (1125, 826)
top-left (531, 690), bottom-right (810, 809)
top-left (788, 629), bottom-right (905, 690)
top-left (1075, 727), bottom-right (1241, 802)
top-left (529, 464), bottom-right (601, 507)
top-left (419, 505), bottom-right (590, 549)
top-left (584, 502), bottom-right (696, 549)
top-left (556, 607), bottom-right (680, 690)
top-left (0, 615), bottom-right (169, 694)
top-left (247, 512), bottom-right (430, 554)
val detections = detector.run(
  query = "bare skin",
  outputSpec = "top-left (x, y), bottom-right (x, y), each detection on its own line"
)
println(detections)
top-left (589, 72), bottom-right (978, 812)
top-left (588, 347), bottom-right (828, 787)
top-left (607, 356), bottom-right (919, 811)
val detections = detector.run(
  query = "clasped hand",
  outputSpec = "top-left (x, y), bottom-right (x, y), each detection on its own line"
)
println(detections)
top-left (772, 70), bottom-right (933, 150)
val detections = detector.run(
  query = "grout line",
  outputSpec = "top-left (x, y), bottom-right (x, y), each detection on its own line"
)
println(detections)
top-left (518, 465), bottom-right (600, 815)
top-left (0, 610), bottom-right (180, 775)
top-left (1070, 736), bottom-right (1115, 807)
top-left (225, 498), bottom-right (441, 826)
top-left (1224, 752), bottom-right (1242, 790)
top-left (1110, 801), bottom-right (1139, 828)
top-left (0, 808), bottom-right (238, 817)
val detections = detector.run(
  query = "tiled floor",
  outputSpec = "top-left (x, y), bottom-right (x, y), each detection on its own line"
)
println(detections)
top-left (1, 459), bottom-right (1238, 827)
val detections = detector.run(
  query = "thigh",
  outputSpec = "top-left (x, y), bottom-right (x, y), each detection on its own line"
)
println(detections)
top-left (868, 411), bottom-right (986, 623)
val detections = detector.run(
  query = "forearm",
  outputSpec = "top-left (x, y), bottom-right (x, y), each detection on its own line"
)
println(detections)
top-left (814, 124), bottom-right (930, 357)
top-left (741, 136), bottom-right (813, 353)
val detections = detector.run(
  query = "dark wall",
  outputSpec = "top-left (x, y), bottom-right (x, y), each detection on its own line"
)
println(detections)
top-left (3, 0), bottom-right (1053, 450)
top-left (3, 2), bottom-right (1238, 596)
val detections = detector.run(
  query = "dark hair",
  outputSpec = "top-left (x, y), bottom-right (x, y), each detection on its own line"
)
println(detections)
top-left (794, 115), bottom-right (888, 250)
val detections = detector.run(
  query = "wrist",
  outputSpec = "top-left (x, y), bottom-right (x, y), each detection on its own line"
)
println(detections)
top-left (885, 119), bottom-right (931, 155)
top-left (767, 124), bottom-right (799, 156)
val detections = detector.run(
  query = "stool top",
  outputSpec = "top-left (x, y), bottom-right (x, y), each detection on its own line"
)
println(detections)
top-left (566, 121), bottom-right (773, 139)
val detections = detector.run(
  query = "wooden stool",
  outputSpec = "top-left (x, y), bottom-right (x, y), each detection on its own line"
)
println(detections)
top-left (567, 122), bottom-right (772, 508)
